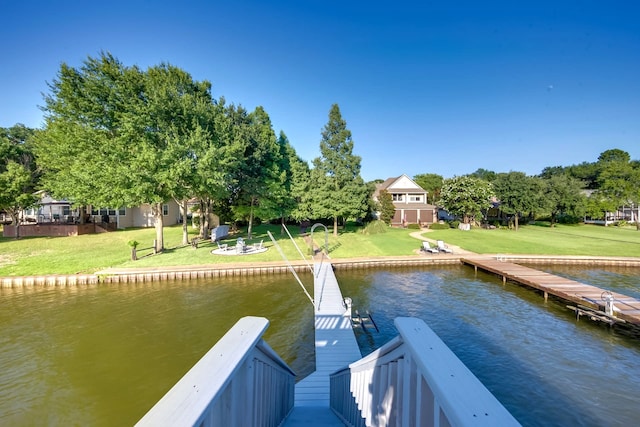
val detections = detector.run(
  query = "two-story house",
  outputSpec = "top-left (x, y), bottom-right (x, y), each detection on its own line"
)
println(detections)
top-left (374, 174), bottom-right (437, 227)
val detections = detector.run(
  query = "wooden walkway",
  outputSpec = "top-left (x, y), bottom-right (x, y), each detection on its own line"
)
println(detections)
top-left (284, 261), bottom-right (363, 426)
top-left (462, 257), bottom-right (640, 326)
top-left (293, 261), bottom-right (362, 407)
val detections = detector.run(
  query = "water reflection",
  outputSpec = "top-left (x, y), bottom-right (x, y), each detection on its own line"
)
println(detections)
top-left (1, 265), bottom-right (639, 426)
top-left (0, 275), bottom-right (315, 426)
top-left (338, 266), bottom-right (640, 427)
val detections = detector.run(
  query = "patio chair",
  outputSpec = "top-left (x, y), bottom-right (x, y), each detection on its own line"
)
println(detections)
top-left (436, 240), bottom-right (453, 253)
top-left (422, 241), bottom-right (439, 254)
top-left (253, 240), bottom-right (264, 250)
top-left (216, 241), bottom-right (229, 251)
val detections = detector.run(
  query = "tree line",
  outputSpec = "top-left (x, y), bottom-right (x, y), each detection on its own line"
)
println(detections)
top-left (2, 53), bottom-right (638, 245)
top-left (1, 53), bottom-right (370, 248)
top-left (413, 148), bottom-right (640, 230)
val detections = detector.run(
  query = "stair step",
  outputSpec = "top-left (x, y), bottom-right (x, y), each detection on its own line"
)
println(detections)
top-left (282, 407), bottom-right (345, 427)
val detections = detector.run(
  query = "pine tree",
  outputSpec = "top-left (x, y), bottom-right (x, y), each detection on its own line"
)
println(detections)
top-left (311, 104), bottom-right (370, 236)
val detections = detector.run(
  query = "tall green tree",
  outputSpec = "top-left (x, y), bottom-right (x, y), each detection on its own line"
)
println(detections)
top-left (190, 97), bottom-right (239, 240)
top-left (542, 174), bottom-right (585, 227)
top-left (0, 125), bottom-right (39, 238)
top-left (36, 52), bottom-right (213, 252)
top-left (311, 104), bottom-right (370, 236)
top-left (289, 148), bottom-right (312, 222)
top-left (469, 168), bottom-right (497, 182)
top-left (439, 176), bottom-right (494, 225)
top-left (493, 172), bottom-right (541, 231)
top-left (597, 153), bottom-right (640, 230)
top-left (229, 106), bottom-right (283, 239)
top-left (376, 189), bottom-right (395, 225)
top-left (269, 131), bottom-right (299, 231)
top-left (413, 173), bottom-right (443, 204)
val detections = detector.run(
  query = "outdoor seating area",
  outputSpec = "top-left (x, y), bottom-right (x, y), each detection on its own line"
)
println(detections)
top-left (437, 240), bottom-right (453, 253)
top-left (210, 238), bottom-right (268, 256)
top-left (420, 240), bottom-right (454, 254)
top-left (421, 241), bottom-right (439, 254)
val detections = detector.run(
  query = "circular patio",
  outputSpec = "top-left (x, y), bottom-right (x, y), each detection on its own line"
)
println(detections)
top-left (210, 246), bottom-right (269, 256)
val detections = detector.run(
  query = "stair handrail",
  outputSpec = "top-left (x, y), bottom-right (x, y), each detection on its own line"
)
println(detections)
top-left (136, 316), bottom-right (295, 427)
top-left (330, 317), bottom-right (521, 427)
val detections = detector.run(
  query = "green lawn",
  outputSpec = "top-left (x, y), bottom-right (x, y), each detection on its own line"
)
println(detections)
top-left (1, 222), bottom-right (639, 276)
top-left (424, 222), bottom-right (640, 257)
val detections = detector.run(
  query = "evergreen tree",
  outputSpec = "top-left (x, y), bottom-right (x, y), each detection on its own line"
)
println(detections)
top-left (376, 189), bottom-right (395, 225)
top-left (311, 104), bottom-right (370, 236)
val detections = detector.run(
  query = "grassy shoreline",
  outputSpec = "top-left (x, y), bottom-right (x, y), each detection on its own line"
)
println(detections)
top-left (1, 222), bottom-right (639, 277)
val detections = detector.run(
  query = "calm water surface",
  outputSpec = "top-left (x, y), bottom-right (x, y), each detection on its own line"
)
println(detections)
top-left (1, 265), bottom-right (639, 426)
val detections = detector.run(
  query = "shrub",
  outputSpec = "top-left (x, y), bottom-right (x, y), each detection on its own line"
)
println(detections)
top-left (449, 220), bottom-right (460, 229)
top-left (429, 223), bottom-right (449, 230)
top-left (407, 223), bottom-right (421, 229)
top-left (557, 214), bottom-right (582, 225)
top-left (362, 220), bottom-right (388, 235)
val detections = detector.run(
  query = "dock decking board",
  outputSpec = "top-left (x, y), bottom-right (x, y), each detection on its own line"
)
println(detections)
top-left (294, 261), bottom-right (362, 408)
top-left (462, 257), bottom-right (640, 326)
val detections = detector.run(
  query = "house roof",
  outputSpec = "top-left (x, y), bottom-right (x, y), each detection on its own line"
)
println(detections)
top-left (374, 174), bottom-right (428, 197)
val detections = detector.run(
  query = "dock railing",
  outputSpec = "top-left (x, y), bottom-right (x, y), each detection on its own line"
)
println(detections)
top-left (136, 316), bottom-right (295, 427)
top-left (330, 317), bottom-right (521, 427)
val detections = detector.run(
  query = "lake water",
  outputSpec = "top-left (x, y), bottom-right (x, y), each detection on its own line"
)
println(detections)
top-left (1, 264), bottom-right (639, 426)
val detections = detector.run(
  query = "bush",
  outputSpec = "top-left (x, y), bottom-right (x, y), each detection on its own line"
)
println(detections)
top-left (407, 223), bottom-right (421, 229)
top-left (449, 220), bottom-right (460, 229)
top-left (361, 220), bottom-right (388, 235)
top-left (429, 222), bottom-right (449, 230)
top-left (557, 214), bottom-right (582, 225)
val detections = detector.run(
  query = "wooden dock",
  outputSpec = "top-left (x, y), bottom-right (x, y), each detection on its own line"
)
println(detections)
top-left (285, 261), bottom-right (362, 426)
top-left (462, 257), bottom-right (640, 326)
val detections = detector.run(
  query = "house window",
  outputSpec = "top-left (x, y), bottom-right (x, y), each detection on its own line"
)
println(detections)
top-left (409, 195), bottom-right (423, 203)
top-left (62, 206), bottom-right (71, 216)
top-left (392, 194), bottom-right (404, 202)
top-left (118, 207), bottom-right (126, 216)
top-left (162, 204), bottom-right (169, 216)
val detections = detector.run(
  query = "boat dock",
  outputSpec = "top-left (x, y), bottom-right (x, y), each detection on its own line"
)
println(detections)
top-left (284, 261), bottom-right (362, 426)
top-left (462, 257), bottom-right (640, 326)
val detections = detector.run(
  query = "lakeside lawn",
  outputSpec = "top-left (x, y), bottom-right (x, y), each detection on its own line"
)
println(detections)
top-left (424, 222), bottom-right (640, 257)
top-left (1, 222), bottom-right (639, 276)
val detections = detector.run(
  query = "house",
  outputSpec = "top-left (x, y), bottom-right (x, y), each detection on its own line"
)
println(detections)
top-left (23, 193), bottom-right (182, 228)
top-left (4, 192), bottom-right (184, 237)
top-left (374, 175), bottom-right (437, 227)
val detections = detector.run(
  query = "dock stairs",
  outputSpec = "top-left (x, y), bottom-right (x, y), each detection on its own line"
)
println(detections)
top-left (283, 261), bottom-right (363, 426)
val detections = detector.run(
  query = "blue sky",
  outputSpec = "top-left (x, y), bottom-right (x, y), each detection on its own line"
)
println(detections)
top-left (2, 1), bottom-right (639, 181)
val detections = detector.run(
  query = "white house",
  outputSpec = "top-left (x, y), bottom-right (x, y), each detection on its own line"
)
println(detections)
top-left (23, 192), bottom-right (182, 229)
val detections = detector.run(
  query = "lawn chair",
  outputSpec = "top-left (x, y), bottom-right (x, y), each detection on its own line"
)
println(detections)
top-left (216, 241), bottom-right (229, 251)
top-left (253, 240), bottom-right (264, 250)
top-left (422, 241), bottom-right (439, 254)
top-left (436, 240), bottom-right (453, 253)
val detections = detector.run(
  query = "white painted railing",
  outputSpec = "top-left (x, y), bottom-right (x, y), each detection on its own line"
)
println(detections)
top-left (136, 316), bottom-right (295, 427)
top-left (330, 317), bottom-right (521, 427)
